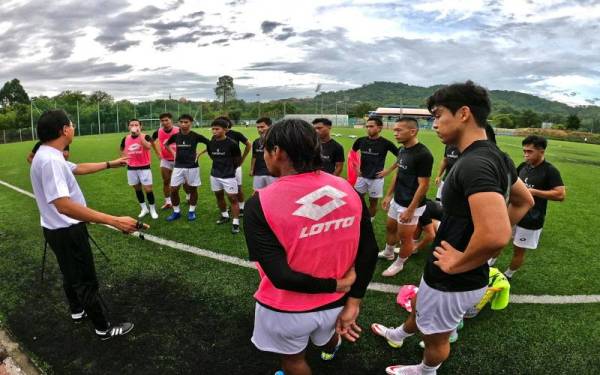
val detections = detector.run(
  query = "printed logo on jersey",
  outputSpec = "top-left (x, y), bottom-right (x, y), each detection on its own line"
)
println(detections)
top-left (128, 143), bottom-right (142, 152)
top-left (293, 185), bottom-right (355, 239)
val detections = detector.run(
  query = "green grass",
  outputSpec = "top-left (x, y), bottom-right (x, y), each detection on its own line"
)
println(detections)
top-left (0, 127), bottom-right (599, 374)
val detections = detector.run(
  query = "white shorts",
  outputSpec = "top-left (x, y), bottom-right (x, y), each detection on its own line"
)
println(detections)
top-left (387, 200), bottom-right (426, 226)
top-left (171, 167), bottom-right (201, 187)
top-left (436, 180), bottom-right (444, 201)
top-left (160, 159), bottom-right (175, 170)
top-left (513, 226), bottom-right (542, 250)
top-left (415, 278), bottom-right (486, 335)
top-left (354, 177), bottom-right (384, 198)
top-left (253, 175), bottom-right (277, 190)
top-left (210, 176), bottom-right (238, 194)
top-left (127, 169), bottom-right (153, 186)
top-left (251, 303), bottom-right (343, 355)
top-left (235, 166), bottom-right (242, 185)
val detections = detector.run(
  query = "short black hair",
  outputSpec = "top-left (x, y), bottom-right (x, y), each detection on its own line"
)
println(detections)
top-left (522, 135), bottom-right (547, 150)
top-left (128, 118), bottom-right (142, 125)
top-left (367, 116), bottom-right (383, 127)
top-left (426, 80), bottom-right (491, 128)
top-left (396, 116), bottom-right (418, 128)
top-left (211, 118), bottom-right (230, 129)
top-left (178, 114), bottom-right (194, 122)
top-left (312, 117), bottom-right (332, 127)
top-left (215, 115), bottom-right (233, 129)
top-left (159, 112), bottom-right (172, 119)
top-left (256, 117), bottom-right (273, 126)
top-left (264, 119), bottom-right (321, 173)
top-left (37, 110), bottom-right (71, 142)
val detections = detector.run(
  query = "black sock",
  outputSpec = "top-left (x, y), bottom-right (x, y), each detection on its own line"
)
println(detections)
top-left (135, 190), bottom-right (145, 203)
top-left (146, 191), bottom-right (155, 205)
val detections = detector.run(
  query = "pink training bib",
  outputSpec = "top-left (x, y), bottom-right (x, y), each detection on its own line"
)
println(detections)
top-left (255, 171), bottom-right (362, 312)
top-left (158, 126), bottom-right (180, 160)
top-left (125, 134), bottom-right (151, 167)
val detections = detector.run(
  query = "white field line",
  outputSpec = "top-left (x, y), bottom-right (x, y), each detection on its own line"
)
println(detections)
top-left (2, 179), bottom-right (600, 305)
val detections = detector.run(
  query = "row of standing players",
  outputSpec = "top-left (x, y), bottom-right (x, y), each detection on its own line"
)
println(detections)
top-left (27, 111), bottom-right (564, 280)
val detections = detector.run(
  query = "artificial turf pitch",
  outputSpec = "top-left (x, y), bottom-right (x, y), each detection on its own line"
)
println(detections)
top-left (0, 127), bottom-right (599, 374)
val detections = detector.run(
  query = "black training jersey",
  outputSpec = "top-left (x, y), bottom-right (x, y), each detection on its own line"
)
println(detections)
top-left (393, 143), bottom-right (433, 207)
top-left (424, 140), bottom-right (517, 292)
top-left (320, 139), bottom-right (345, 174)
top-left (252, 138), bottom-right (270, 176)
top-left (443, 145), bottom-right (460, 179)
top-left (208, 137), bottom-right (242, 178)
top-left (227, 129), bottom-right (248, 146)
top-left (351, 136), bottom-right (398, 179)
top-left (517, 160), bottom-right (563, 230)
top-left (165, 131), bottom-right (209, 168)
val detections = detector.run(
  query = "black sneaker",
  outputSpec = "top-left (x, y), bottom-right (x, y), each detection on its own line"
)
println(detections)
top-left (239, 208), bottom-right (244, 217)
top-left (231, 224), bottom-right (240, 234)
top-left (96, 322), bottom-right (134, 341)
top-left (71, 310), bottom-right (87, 324)
top-left (216, 216), bottom-right (230, 225)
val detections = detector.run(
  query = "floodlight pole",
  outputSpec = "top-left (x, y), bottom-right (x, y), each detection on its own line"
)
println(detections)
top-left (30, 101), bottom-right (34, 140)
top-left (199, 102), bottom-right (203, 127)
top-left (97, 101), bottom-right (101, 135)
top-left (116, 102), bottom-right (119, 133)
top-left (76, 100), bottom-right (80, 136)
top-left (257, 93), bottom-right (261, 117)
top-left (335, 101), bottom-right (338, 126)
top-left (150, 102), bottom-right (153, 129)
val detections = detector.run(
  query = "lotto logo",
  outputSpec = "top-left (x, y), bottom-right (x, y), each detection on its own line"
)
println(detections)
top-left (293, 185), bottom-right (347, 221)
top-left (293, 185), bottom-right (355, 239)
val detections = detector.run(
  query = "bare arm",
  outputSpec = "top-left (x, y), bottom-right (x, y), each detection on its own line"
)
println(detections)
top-left (52, 197), bottom-right (140, 233)
top-left (334, 162), bottom-right (344, 177)
top-left (508, 178), bottom-right (536, 226)
top-left (376, 162), bottom-right (398, 178)
top-left (151, 140), bottom-right (162, 158)
top-left (250, 156), bottom-right (256, 176)
top-left (73, 157), bottom-right (128, 175)
top-left (381, 168), bottom-right (398, 210)
top-left (241, 140), bottom-right (251, 164)
top-left (27, 152), bottom-right (35, 164)
top-left (435, 158), bottom-right (448, 185)
top-left (434, 192), bottom-right (513, 274)
top-left (140, 134), bottom-right (153, 149)
top-left (529, 186), bottom-right (565, 201)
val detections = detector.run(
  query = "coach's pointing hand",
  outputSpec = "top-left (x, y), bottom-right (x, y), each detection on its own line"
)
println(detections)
top-left (112, 216), bottom-right (142, 233)
top-left (109, 157), bottom-right (128, 168)
top-left (433, 241), bottom-right (462, 274)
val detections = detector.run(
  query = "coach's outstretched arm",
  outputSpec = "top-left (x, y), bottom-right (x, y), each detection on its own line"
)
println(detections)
top-left (72, 157), bottom-right (128, 175)
top-left (336, 198), bottom-right (379, 342)
top-left (53, 197), bottom-right (140, 233)
top-left (507, 177), bottom-right (535, 226)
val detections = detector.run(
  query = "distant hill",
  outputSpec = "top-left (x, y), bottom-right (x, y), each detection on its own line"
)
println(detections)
top-left (288, 81), bottom-right (600, 126)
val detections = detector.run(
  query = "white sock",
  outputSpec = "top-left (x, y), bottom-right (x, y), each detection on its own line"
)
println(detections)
top-left (221, 211), bottom-right (230, 218)
top-left (504, 268), bottom-right (516, 278)
top-left (387, 323), bottom-right (414, 342)
top-left (140, 203), bottom-right (148, 210)
top-left (173, 205), bottom-right (180, 213)
top-left (186, 193), bottom-right (191, 200)
top-left (232, 218), bottom-right (240, 225)
top-left (189, 205), bottom-right (196, 212)
top-left (397, 256), bottom-right (408, 265)
top-left (488, 257), bottom-right (497, 266)
top-left (239, 201), bottom-right (245, 210)
top-left (165, 197), bottom-right (171, 204)
top-left (149, 204), bottom-right (156, 212)
top-left (385, 243), bottom-right (395, 253)
top-left (420, 362), bottom-right (441, 375)
top-left (370, 216), bottom-right (375, 223)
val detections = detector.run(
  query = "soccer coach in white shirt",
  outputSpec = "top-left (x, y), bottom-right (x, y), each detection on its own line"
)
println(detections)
top-left (30, 110), bottom-right (141, 340)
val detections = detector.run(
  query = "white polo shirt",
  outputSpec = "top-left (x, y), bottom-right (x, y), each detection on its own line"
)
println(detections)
top-left (30, 144), bottom-right (86, 230)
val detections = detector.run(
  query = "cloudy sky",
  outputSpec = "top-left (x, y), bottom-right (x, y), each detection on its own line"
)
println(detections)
top-left (1, 0), bottom-right (599, 105)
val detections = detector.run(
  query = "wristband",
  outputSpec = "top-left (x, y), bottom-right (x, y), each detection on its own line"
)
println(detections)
top-left (106, 161), bottom-right (110, 169)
